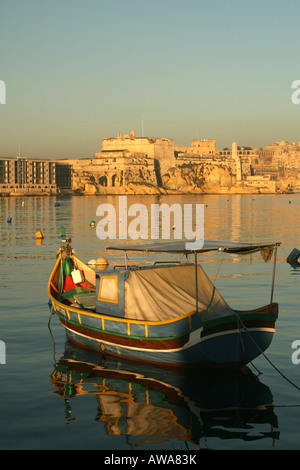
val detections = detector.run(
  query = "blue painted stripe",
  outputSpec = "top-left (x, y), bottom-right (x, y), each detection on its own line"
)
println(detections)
top-left (68, 310), bottom-right (80, 323)
top-left (103, 319), bottom-right (128, 335)
top-left (129, 322), bottom-right (146, 337)
top-left (60, 307), bottom-right (203, 344)
top-left (147, 317), bottom-right (190, 338)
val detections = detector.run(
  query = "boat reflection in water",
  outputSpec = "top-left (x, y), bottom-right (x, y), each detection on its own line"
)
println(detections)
top-left (50, 340), bottom-right (279, 449)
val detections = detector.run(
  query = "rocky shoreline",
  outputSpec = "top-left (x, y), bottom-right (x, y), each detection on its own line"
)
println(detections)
top-left (1, 163), bottom-right (298, 197)
top-left (66, 162), bottom-right (296, 196)
top-left (1, 182), bottom-right (296, 197)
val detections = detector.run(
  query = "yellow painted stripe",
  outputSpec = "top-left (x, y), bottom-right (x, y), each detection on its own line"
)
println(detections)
top-left (51, 297), bottom-right (195, 331)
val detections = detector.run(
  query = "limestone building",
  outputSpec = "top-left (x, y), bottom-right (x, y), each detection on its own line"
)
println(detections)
top-left (96, 130), bottom-right (175, 177)
top-left (68, 152), bottom-right (157, 191)
top-left (174, 139), bottom-right (216, 157)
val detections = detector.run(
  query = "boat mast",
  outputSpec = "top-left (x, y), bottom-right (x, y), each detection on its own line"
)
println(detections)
top-left (195, 252), bottom-right (198, 313)
top-left (269, 245), bottom-right (278, 311)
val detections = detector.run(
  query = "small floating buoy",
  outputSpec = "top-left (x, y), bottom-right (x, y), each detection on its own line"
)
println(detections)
top-left (87, 259), bottom-right (96, 266)
top-left (35, 230), bottom-right (44, 239)
top-left (90, 220), bottom-right (96, 227)
top-left (96, 257), bottom-right (109, 270)
top-left (7, 217), bottom-right (12, 223)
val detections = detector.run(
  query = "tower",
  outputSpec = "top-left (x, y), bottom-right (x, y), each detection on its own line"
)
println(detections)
top-left (232, 142), bottom-right (242, 182)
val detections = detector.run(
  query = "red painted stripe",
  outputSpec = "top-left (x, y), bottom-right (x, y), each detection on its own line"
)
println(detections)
top-left (60, 318), bottom-right (190, 350)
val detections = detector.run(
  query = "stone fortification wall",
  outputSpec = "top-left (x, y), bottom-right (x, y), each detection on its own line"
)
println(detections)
top-left (57, 134), bottom-right (289, 195)
top-left (69, 153), bottom-right (157, 193)
top-left (99, 130), bottom-right (175, 175)
top-left (69, 132), bottom-right (253, 194)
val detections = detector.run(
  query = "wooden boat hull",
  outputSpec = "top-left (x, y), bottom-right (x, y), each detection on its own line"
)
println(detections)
top-left (63, 327), bottom-right (275, 369)
top-left (52, 300), bottom-right (278, 369)
top-left (48, 257), bottom-right (278, 369)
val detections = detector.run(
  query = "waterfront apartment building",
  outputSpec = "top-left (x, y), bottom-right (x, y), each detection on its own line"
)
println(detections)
top-left (0, 157), bottom-right (72, 194)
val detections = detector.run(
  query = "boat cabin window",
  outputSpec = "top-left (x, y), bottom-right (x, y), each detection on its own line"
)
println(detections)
top-left (98, 275), bottom-right (118, 303)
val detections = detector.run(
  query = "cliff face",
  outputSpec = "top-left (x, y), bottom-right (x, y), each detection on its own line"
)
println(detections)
top-left (162, 163), bottom-right (235, 193)
top-left (72, 171), bottom-right (168, 195)
top-left (70, 156), bottom-right (157, 194)
top-left (70, 161), bottom-right (278, 195)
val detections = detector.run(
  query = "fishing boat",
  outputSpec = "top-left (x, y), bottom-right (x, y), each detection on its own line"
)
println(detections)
top-left (47, 240), bottom-right (280, 369)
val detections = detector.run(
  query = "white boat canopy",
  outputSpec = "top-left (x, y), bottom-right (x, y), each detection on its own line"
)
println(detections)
top-left (124, 264), bottom-right (235, 322)
top-left (105, 240), bottom-right (281, 321)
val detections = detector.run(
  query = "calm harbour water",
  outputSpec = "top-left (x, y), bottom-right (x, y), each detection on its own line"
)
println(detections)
top-left (1, 193), bottom-right (300, 450)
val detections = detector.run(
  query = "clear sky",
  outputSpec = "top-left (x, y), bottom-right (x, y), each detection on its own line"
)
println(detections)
top-left (0, 0), bottom-right (299, 159)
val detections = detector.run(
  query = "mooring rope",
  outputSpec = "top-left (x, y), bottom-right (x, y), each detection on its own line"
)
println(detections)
top-left (236, 313), bottom-right (300, 392)
top-left (211, 253), bottom-right (226, 285)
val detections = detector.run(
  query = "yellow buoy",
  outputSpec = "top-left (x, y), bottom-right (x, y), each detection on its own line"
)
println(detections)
top-left (35, 230), bottom-right (44, 239)
top-left (96, 257), bottom-right (109, 270)
top-left (87, 259), bottom-right (96, 265)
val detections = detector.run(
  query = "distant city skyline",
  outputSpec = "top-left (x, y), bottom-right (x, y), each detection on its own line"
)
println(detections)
top-left (0, 0), bottom-right (299, 159)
